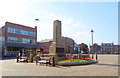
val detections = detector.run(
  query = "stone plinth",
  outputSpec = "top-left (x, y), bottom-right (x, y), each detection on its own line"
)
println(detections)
top-left (49, 42), bottom-right (66, 64)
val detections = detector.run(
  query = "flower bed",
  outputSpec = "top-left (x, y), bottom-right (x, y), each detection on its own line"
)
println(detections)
top-left (58, 58), bottom-right (97, 66)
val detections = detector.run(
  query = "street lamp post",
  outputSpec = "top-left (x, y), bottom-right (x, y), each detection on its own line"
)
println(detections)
top-left (35, 19), bottom-right (39, 55)
top-left (91, 29), bottom-right (94, 58)
top-left (35, 19), bottom-right (39, 26)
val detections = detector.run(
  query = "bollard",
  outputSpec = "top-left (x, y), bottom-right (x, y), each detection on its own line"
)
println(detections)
top-left (96, 54), bottom-right (98, 60)
top-left (52, 57), bottom-right (55, 67)
top-left (35, 56), bottom-right (39, 65)
top-left (16, 56), bottom-right (19, 63)
top-left (92, 54), bottom-right (94, 59)
top-left (30, 54), bottom-right (33, 63)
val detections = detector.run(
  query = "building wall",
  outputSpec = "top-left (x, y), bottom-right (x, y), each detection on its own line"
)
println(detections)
top-left (62, 37), bottom-right (74, 54)
top-left (89, 42), bottom-right (119, 54)
top-left (113, 45), bottom-right (119, 54)
top-left (90, 43), bottom-right (101, 54)
top-left (37, 41), bottom-right (52, 54)
top-left (0, 28), bottom-right (2, 59)
top-left (0, 27), bottom-right (5, 58)
top-left (5, 22), bottom-right (37, 44)
top-left (101, 43), bottom-right (114, 54)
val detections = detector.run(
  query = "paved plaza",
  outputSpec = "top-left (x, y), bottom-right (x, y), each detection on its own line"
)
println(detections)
top-left (0, 55), bottom-right (119, 76)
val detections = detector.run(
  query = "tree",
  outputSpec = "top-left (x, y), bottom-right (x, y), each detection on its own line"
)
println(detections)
top-left (78, 43), bottom-right (89, 54)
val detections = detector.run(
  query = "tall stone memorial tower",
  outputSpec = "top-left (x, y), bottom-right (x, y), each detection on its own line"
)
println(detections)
top-left (49, 20), bottom-right (66, 64)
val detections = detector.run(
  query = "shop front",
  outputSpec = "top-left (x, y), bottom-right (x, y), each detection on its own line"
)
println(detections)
top-left (4, 43), bottom-right (41, 57)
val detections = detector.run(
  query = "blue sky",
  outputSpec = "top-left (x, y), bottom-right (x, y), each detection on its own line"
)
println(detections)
top-left (0, 0), bottom-right (118, 45)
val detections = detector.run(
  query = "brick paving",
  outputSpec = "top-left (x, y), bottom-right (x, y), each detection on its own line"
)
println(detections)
top-left (1, 55), bottom-right (119, 76)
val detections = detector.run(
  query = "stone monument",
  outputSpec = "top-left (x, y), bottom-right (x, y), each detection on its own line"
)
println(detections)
top-left (49, 20), bottom-right (66, 64)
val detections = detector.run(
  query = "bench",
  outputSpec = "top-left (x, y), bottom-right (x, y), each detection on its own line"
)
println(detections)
top-left (16, 56), bottom-right (28, 63)
top-left (36, 57), bottom-right (51, 66)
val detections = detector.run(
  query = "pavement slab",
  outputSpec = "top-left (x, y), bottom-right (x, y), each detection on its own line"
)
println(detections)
top-left (1, 55), bottom-right (120, 76)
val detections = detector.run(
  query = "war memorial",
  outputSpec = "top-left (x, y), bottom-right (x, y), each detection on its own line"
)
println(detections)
top-left (48, 20), bottom-right (97, 66)
top-left (49, 20), bottom-right (66, 64)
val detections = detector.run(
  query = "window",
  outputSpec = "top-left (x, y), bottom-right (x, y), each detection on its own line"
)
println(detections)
top-left (22, 30), bottom-right (28, 35)
top-left (29, 32), bottom-right (36, 36)
top-left (30, 39), bottom-right (35, 44)
top-left (0, 36), bottom-right (4, 41)
top-left (8, 37), bottom-right (13, 42)
top-left (15, 29), bottom-right (21, 34)
top-left (22, 38), bottom-right (35, 44)
top-left (8, 27), bottom-right (36, 36)
top-left (7, 36), bottom-right (35, 44)
top-left (32, 32), bottom-right (35, 36)
top-left (22, 30), bottom-right (36, 36)
top-left (8, 27), bottom-right (15, 33)
top-left (22, 38), bottom-right (30, 44)
top-left (8, 37), bottom-right (18, 43)
top-left (17, 38), bottom-right (22, 43)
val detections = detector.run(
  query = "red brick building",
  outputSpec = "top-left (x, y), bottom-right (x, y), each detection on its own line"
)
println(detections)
top-left (1, 22), bottom-right (41, 56)
top-left (38, 39), bottom-right (53, 54)
top-left (62, 37), bottom-right (74, 54)
top-left (38, 37), bottom-right (74, 54)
